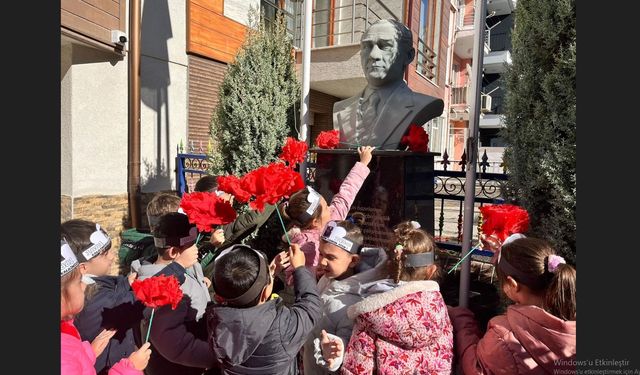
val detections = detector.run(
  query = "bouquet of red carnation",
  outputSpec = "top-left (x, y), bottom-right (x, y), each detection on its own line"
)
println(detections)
top-left (400, 124), bottom-right (429, 152)
top-left (131, 275), bottom-right (184, 342)
top-left (315, 130), bottom-right (340, 149)
top-left (279, 137), bottom-right (308, 167)
top-left (479, 204), bottom-right (529, 242)
top-left (179, 191), bottom-right (237, 233)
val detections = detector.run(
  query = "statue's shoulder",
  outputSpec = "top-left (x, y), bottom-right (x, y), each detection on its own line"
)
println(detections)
top-left (411, 91), bottom-right (444, 108)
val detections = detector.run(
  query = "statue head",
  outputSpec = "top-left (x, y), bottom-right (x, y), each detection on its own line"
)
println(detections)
top-left (360, 19), bottom-right (415, 88)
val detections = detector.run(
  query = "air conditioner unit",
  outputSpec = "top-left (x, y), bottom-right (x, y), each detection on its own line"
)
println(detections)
top-left (480, 94), bottom-right (492, 113)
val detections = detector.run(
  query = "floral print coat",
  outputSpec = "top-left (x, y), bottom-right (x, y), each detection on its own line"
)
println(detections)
top-left (342, 280), bottom-right (453, 375)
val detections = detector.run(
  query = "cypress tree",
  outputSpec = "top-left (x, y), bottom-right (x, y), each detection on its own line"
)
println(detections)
top-left (210, 8), bottom-right (300, 176)
top-left (502, 0), bottom-right (576, 261)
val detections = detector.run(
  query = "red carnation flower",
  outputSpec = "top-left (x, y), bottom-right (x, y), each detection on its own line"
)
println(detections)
top-left (315, 130), bottom-right (340, 149)
top-left (480, 204), bottom-right (529, 242)
top-left (217, 175), bottom-right (252, 203)
top-left (400, 124), bottom-right (429, 152)
top-left (279, 137), bottom-right (308, 167)
top-left (131, 275), bottom-right (183, 310)
top-left (247, 162), bottom-right (305, 212)
top-left (179, 191), bottom-right (237, 232)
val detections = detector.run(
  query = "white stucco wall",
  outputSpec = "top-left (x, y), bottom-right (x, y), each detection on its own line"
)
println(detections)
top-left (68, 45), bottom-right (129, 197)
top-left (139, 0), bottom-right (188, 193)
top-left (61, 43), bottom-right (73, 197)
top-left (224, 0), bottom-right (260, 26)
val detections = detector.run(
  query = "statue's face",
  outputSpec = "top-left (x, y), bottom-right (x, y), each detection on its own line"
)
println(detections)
top-left (360, 21), bottom-right (409, 87)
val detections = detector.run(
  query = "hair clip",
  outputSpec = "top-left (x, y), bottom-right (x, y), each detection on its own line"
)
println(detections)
top-left (547, 255), bottom-right (566, 273)
top-left (394, 244), bottom-right (404, 259)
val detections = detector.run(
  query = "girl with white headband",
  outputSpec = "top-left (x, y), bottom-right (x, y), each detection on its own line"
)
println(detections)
top-left (62, 219), bottom-right (148, 374)
top-left (61, 238), bottom-right (151, 374)
top-left (279, 145), bottom-right (374, 287)
top-left (448, 236), bottom-right (576, 374)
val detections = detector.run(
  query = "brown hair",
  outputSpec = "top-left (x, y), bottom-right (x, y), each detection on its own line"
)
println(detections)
top-left (279, 187), bottom-right (323, 229)
top-left (147, 193), bottom-right (181, 231)
top-left (497, 237), bottom-right (576, 321)
top-left (147, 193), bottom-right (181, 217)
top-left (388, 221), bottom-right (442, 283)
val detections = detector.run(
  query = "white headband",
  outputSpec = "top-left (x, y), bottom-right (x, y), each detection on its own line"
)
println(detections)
top-left (321, 221), bottom-right (359, 254)
top-left (61, 240), bottom-right (79, 276)
top-left (79, 224), bottom-right (112, 262)
top-left (306, 186), bottom-right (321, 215)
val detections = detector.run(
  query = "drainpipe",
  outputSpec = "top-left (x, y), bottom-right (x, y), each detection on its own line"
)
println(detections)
top-left (299, 0), bottom-right (313, 182)
top-left (458, 0), bottom-right (486, 308)
top-left (128, 0), bottom-right (142, 228)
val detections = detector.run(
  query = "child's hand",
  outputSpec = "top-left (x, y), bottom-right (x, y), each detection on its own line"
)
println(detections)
top-left (202, 276), bottom-right (212, 288)
top-left (91, 329), bottom-right (117, 357)
top-left (128, 342), bottom-right (152, 371)
top-left (210, 229), bottom-right (225, 247)
top-left (270, 251), bottom-right (291, 274)
top-left (288, 244), bottom-right (306, 269)
top-left (127, 272), bottom-right (138, 286)
top-left (358, 146), bottom-right (375, 166)
top-left (320, 330), bottom-right (344, 369)
top-left (174, 245), bottom-right (198, 269)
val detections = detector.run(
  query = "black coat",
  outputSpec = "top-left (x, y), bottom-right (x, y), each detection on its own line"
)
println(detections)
top-left (144, 262), bottom-right (220, 375)
top-left (206, 266), bottom-right (321, 375)
top-left (74, 275), bottom-right (145, 375)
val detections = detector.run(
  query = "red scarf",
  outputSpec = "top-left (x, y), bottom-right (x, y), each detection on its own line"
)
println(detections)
top-left (60, 320), bottom-right (81, 340)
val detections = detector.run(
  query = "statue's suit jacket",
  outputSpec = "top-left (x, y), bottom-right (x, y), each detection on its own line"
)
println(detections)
top-left (333, 81), bottom-right (444, 150)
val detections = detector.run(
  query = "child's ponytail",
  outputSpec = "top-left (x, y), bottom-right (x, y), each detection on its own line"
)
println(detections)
top-left (391, 248), bottom-right (404, 284)
top-left (498, 238), bottom-right (576, 321)
top-left (544, 261), bottom-right (576, 321)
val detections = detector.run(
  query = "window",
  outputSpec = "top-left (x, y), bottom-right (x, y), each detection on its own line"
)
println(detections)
top-left (417, 0), bottom-right (443, 83)
top-left (261, 0), bottom-right (302, 46)
top-left (424, 116), bottom-right (446, 153)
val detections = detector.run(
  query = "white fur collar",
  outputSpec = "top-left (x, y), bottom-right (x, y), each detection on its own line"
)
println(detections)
top-left (347, 280), bottom-right (440, 319)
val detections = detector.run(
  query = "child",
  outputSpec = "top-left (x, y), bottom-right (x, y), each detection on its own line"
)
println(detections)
top-left (131, 212), bottom-right (218, 375)
top-left (192, 174), bottom-right (274, 272)
top-left (302, 220), bottom-right (388, 374)
top-left (448, 236), bottom-right (576, 374)
top-left (280, 145), bottom-right (374, 282)
top-left (119, 193), bottom-right (182, 275)
top-left (61, 239), bottom-right (152, 374)
top-left (206, 243), bottom-right (321, 374)
top-left (331, 220), bottom-right (453, 374)
top-left (62, 219), bottom-right (146, 375)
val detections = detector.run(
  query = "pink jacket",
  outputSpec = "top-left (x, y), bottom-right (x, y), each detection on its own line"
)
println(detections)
top-left (342, 280), bottom-right (453, 375)
top-left (286, 161), bottom-right (370, 284)
top-left (61, 320), bottom-right (142, 375)
top-left (448, 305), bottom-right (576, 375)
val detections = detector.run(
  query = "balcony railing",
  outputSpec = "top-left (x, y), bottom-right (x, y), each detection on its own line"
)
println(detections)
top-left (262, 0), bottom-right (404, 49)
top-left (451, 86), bottom-right (468, 106)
